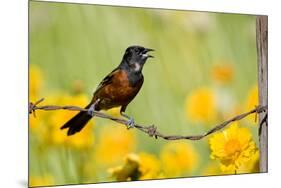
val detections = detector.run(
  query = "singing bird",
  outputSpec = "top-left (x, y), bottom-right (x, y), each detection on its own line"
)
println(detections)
top-left (61, 45), bottom-right (154, 136)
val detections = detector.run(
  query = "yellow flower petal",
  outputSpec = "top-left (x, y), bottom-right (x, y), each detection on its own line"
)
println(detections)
top-left (244, 85), bottom-right (259, 124)
top-left (209, 123), bottom-right (258, 173)
top-left (211, 63), bottom-right (234, 84)
top-left (96, 125), bottom-right (136, 166)
top-left (160, 142), bottom-right (198, 177)
top-left (108, 152), bottom-right (161, 181)
top-left (185, 87), bottom-right (217, 123)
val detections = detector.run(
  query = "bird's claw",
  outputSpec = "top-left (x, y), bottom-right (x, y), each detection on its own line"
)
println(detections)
top-left (120, 112), bottom-right (135, 129)
top-left (87, 104), bottom-right (95, 116)
top-left (87, 99), bottom-right (100, 117)
top-left (126, 117), bottom-right (135, 129)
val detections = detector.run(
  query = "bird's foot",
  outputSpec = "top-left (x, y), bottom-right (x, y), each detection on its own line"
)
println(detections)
top-left (121, 112), bottom-right (135, 129)
top-left (87, 99), bottom-right (100, 117)
top-left (87, 105), bottom-right (95, 116)
top-left (126, 117), bottom-right (135, 129)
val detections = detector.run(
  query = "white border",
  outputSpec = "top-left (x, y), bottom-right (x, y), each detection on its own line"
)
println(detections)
top-left (1, 0), bottom-right (280, 188)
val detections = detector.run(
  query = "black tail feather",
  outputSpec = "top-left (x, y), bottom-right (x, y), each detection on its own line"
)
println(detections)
top-left (61, 103), bottom-right (93, 136)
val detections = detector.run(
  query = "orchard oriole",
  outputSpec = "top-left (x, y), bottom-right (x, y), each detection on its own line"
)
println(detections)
top-left (61, 45), bottom-right (154, 136)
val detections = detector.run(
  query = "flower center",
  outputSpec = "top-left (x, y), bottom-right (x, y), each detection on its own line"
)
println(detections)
top-left (224, 139), bottom-right (241, 156)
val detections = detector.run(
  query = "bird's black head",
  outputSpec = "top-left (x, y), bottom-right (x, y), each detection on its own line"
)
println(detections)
top-left (120, 45), bottom-right (154, 72)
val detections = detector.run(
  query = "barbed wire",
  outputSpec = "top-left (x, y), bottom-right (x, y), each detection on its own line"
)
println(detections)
top-left (29, 98), bottom-right (267, 141)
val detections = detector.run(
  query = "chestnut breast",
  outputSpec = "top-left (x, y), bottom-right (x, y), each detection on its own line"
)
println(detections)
top-left (93, 69), bottom-right (143, 110)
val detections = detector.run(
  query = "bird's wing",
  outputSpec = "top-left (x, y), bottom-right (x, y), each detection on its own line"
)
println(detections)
top-left (94, 68), bottom-right (119, 95)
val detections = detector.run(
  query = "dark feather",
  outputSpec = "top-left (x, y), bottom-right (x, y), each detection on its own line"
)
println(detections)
top-left (60, 103), bottom-right (93, 136)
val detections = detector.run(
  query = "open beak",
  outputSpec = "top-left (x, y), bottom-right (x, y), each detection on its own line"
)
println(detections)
top-left (143, 48), bottom-right (155, 58)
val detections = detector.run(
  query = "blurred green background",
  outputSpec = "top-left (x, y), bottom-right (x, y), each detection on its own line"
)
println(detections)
top-left (29, 1), bottom-right (258, 187)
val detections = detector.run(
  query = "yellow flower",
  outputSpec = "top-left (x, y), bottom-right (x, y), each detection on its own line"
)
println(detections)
top-left (29, 111), bottom-right (49, 143)
top-left (29, 175), bottom-right (54, 187)
top-left (138, 152), bottom-right (161, 180)
top-left (245, 85), bottom-right (259, 123)
top-left (48, 93), bottom-right (94, 149)
top-left (95, 125), bottom-right (136, 166)
top-left (108, 153), bottom-right (140, 181)
top-left (67, 127), bottom-right (94, 148)
top-left (202, 152), bottom-right (258, 176)
top-left (29, 65), bottom-right (44, 135)
top-left (185, 87), bottom-right (217, 123)
top-left (209, 123), bottom-right (258, 173)
top-left (236, 150), bottom-right (259, 173)
top-left (106, 107), bottom-right (122, 118)
top-left (108, 152), bottom-right (161, 181)
top-left (219, 164), bottom-right (237, 174)
top-left (211, 63), bottom-right (234, 84)
top-left (160, 142), bottom-right (198, 177)
top-left (29, 65), bottom-right (43, 102)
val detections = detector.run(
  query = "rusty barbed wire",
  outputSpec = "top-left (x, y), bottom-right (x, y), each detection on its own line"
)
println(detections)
top-left (29, 98), bottom-right (267, 141)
